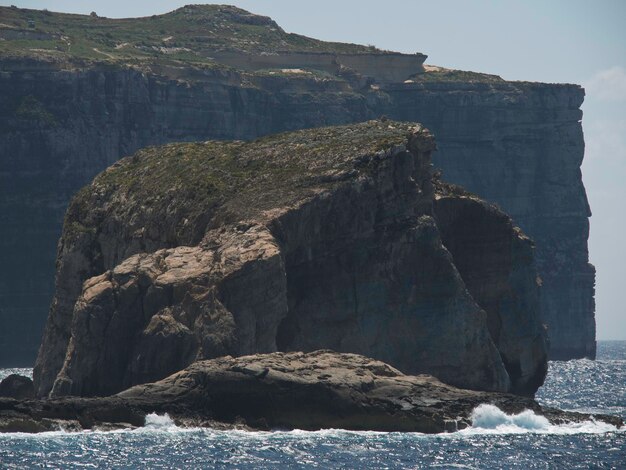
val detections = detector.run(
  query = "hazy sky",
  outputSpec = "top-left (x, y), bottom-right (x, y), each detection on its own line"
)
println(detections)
top-left (3, 1), bottom-right (625, 339)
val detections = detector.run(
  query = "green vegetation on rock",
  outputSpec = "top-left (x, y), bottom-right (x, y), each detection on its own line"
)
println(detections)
top-left (65, 120), bottom-right (428, 241)
top-left (0, 4), bottom-right (377, 65)
top-left (415, 68), bottom-right (504, 83)
top-left (15, 95), bottom-right (57, 126)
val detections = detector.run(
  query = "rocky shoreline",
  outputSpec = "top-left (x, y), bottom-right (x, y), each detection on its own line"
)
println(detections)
top-left (1, 351), bottom-right (622, 434)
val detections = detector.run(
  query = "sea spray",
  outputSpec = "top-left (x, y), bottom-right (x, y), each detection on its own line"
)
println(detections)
top-left (1, 412), bottom-right (622, 468)
top-left (466, 404), bottom-right (621, 435)
top-left (143, 413), bottom-right (178, 431)
top-left (470, 404), bottom-right (550, 431)
top-left (0, 368), bottom-right (33, 382)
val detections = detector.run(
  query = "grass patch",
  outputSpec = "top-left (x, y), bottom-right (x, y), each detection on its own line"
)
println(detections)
top-left (0, 4), bottom-right (378, 66)
top-left (15, 95), bottom-right (57, 126)
top-left (66, 120), bottom-right (425, 241)
top-left (414, 69), bottom-right (504, 83)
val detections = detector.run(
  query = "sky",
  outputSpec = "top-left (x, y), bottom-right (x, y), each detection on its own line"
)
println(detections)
top-left (3, 0), bottom-right (625, 340)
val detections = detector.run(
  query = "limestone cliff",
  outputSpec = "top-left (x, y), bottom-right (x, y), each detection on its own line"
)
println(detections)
top-left (0, 5), bottom-right (593, 365)
top-left (385, 81), bottom-right (594, 360)
top-left (33, 122), bottom-right (546, 398)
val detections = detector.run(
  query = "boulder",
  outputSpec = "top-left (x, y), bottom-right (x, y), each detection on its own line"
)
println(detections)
top-left (0, 374), bottom-right (34, 399)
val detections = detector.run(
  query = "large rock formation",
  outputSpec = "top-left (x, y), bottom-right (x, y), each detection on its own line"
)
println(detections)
top-left (2, 351), bottom-right (620, 434)
top-left (33, 121), bottom-right (546, 399)
top-left (434, 183), bottom-right (548, 396)
top-left (0, 5), bottom-right (593, 365)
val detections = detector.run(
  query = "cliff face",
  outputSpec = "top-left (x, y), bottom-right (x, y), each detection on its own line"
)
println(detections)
top-left (0, 5), bottom-right (593, 365)
top-left (385, 82), bottom-right (594, 360)
top-left (0, 58), bottom-right (371, 366)
top-left (433, 184), bottom-right (548, 395)
top-left (32, 122), bottom-right (546, 398)
top-left (0, 58), bottom-right (592, 366)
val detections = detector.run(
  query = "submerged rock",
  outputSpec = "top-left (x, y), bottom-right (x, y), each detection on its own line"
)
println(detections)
top-left (33, 121), bottom-right (547, 398)
top-left (1, 351), bottom-right (621, 434)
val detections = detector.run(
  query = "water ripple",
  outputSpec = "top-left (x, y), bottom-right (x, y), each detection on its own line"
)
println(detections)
top-left (536, 341), bottom-right (626, 418)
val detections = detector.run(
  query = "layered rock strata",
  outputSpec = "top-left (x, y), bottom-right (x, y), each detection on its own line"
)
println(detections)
top-left (385, 82), bottom-right (594, 360)
top-left (0, 57), bottom-right (593, 366)
top-left (33, 121), bottom-right (546, 399)
top-left (0, 6), bottom-right (593, 364)
top-left (2, 351), bottom-right (621, 434)
top-left (35, 121), bottom-right (546, 396)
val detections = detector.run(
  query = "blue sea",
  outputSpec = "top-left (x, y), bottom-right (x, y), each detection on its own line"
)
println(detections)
top-left (1, 341), bottom-right (625, 469)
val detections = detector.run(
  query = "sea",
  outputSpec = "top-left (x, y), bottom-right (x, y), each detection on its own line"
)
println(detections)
top-left (1, 341), bottom-right (624, 469)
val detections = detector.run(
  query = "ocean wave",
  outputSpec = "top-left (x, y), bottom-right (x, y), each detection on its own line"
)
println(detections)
top-left (461, 404), bottom-right (620, 435)
top-left (132, 408), bottom-right (622, 438)
top-left (1, 408), bottom-right (620, 441)
top-left (1, 413), bottom-right (191, 439)
top-left (471, 404), bottom-right (550, 430)
top-left (142, 412), bottom-right (178, 430)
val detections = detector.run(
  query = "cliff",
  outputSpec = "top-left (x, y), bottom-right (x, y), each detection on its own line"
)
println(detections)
top-left (385, 81), bottom-right (594, 361)
top-left (434, 183), bottom-right (547, 396)
top-left (0, 4), bottom-right (425, 82)
top-left (33, 121), bottom-right (546, 398)
top-left (0, 5), bottom-right (593, 365)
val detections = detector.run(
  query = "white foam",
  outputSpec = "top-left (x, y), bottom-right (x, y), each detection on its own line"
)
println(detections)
top-left (1, 416), bottom-right (179, 439)
top-left (142, 413), bottom-right (178, 431)
top-left (461, 404), bottom-right (621, 435)
top-left (0, 367), bottom-right (33, 382)
top-left (0, 407), bottom-right (619, 440)
top-left (471, 404), bottom-right (550, 430)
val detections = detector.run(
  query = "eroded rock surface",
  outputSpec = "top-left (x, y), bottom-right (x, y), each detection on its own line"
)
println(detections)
top-left (33, 121), bottom-right (545, 398)
top-left (386, 81), bottom-right (594, 360)
top-left (2, 351), bottom-right (620, 434)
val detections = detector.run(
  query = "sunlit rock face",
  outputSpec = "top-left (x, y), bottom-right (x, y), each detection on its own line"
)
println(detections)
top-left (31, 122), bottom-right (547, 398)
